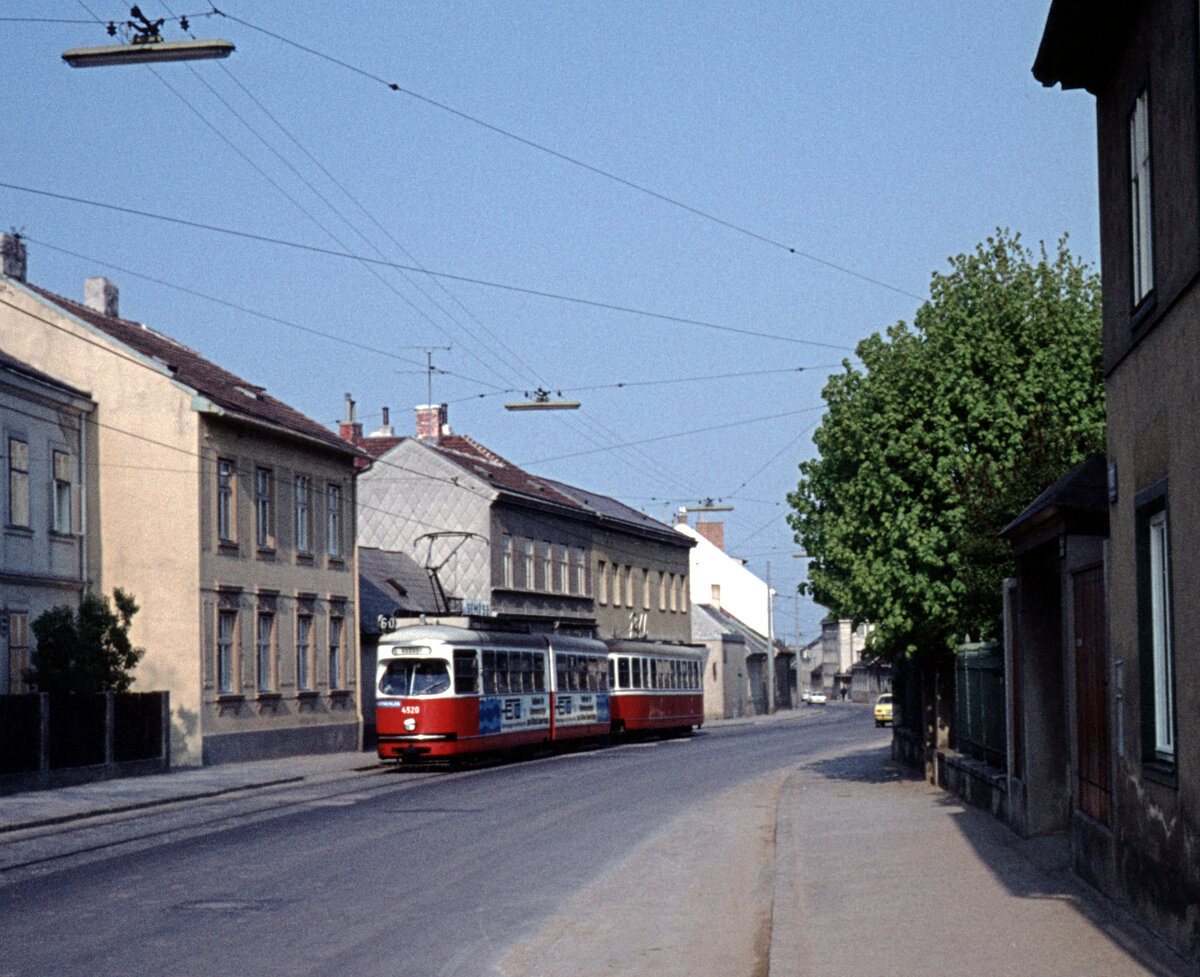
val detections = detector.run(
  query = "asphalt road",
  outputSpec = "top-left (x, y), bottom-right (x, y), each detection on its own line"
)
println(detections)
top-left (0, 707), bottom-right (876, 977)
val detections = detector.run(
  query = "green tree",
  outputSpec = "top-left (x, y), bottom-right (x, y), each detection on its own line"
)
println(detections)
top-left (787, 231), bottom-right (1104, 666)
top-left (26, 589), bottom-right (145, 694)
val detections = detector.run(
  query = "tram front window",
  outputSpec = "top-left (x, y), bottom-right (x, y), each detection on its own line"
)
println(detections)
top-left (380, 658), bottom-right (451, 696)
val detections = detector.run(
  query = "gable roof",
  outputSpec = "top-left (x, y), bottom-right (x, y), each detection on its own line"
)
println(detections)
top-left (24, 282), bottom-right (358, 458)
top-left (541, 477), bottom-right (691, 547)
top-left (420, 434), bottom-right (590, 511)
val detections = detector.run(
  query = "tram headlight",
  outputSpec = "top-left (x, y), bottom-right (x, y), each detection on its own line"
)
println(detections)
top-left (403, 718), bottom-right (417, 732)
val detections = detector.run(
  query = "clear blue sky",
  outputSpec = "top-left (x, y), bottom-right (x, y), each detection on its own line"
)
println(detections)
top-left (4, 2), bottom-right (1098, 642)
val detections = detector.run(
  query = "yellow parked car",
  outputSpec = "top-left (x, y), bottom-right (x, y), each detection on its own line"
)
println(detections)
top-left (874, 693), bottom-right (893, 727)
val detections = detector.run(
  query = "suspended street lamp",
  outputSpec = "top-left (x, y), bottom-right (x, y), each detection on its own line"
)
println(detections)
top-left (62, 6), bottom-right (234, 68)
top-left (504, 387), bottom-right (581, 411)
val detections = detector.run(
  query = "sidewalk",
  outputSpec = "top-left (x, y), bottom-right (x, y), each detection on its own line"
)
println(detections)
top-left (769, 744), bottom-right (1200, 977)
top-left (0, 749), bottom-right (378, 834)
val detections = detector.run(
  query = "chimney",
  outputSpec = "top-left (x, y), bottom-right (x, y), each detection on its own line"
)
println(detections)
top-left (84, 277), bottom-right (119, 318)
top-left (1, 232), bottom-right (26, 282)
top-left (696, 520), bottom-right (725, 551)
top-left (338, 393), bottom-right (362, 445)
top-left (369, 405), bottom-right (395, 438)
top-left (414, 403), bottom-right (448, 440)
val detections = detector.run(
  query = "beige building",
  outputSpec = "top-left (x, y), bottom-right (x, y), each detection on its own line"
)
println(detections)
top-left (1, 237), bottom-right (360, 765)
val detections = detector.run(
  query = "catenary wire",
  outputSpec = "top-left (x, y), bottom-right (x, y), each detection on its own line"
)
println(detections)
top-left (214, 9), bottom-right (925, 304)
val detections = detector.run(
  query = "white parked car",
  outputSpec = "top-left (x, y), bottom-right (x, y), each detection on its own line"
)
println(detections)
top-left (808, 691), bottom-right (828, 705)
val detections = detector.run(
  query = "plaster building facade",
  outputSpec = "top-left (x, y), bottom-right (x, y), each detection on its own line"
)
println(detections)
top-left (675, 519), bottom-right (794, 710)
top-left (0, 350), bottom-right (94, 694)
top-left (346, 403), bottom-right (694, 700)
top-left (1035, 1), bottom-right (1200, 957)
top-left (1, 237), bottom-right (361, 765)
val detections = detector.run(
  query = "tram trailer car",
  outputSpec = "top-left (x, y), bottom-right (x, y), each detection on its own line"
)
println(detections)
top-left (606, 639), bottom-right (704, 737)
top-left (376, 625), bottom-right (611, 762)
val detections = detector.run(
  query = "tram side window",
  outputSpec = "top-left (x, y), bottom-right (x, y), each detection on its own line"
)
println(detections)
top-left (578, 658), bottom-right (591, 692)
top-left (608, 658), bottom-right (615, 690)
top-left (499, 648), bottom-right (513, 696)
top-left (618, 656), bottom-right (630, 689)
top-left (482, 650), bottom-right (496, 694)
top-left (691, 661), bottom-right (699, 689)
top-left (533, 652), bottom-right (546, 692)
top-left (454, 650), bottom-right (478, 694)
top-left (631, 657), bottom-right (642, 689)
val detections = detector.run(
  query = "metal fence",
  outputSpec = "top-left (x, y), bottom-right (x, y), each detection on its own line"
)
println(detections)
top-left (953, 641), bottom-right (1006, 770)
top-left (0, 691), bottom-right (169, 793)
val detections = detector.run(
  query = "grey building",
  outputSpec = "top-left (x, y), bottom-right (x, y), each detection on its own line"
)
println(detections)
top-left (350, 404), bottom-right (692, 640)
top-left (0, 350), bottom-right (94, 694)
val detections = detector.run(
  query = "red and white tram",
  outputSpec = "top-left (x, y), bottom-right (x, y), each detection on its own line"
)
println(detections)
top-left (376, 625), bottom-right (611, 762)
top-left (606, 639), bottom-right (705, 736)
top-left (376, 625), bottom-right (706, 762)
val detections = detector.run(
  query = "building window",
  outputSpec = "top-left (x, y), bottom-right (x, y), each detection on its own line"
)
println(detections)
top-left (255, 467), bottom-right (273, 549)
top-left (296, 613), bottom-right (312, 691)
top-left (256, 611), bottom-right (275, 692)
top-left (217, 609), bottom-right (237, 694)
top-left (52, 450), bottom-right (72, 534)
top-left (327, 484), bottom-right (342, 559)
top-left (523, 538), bottom-right (534, 589)
top-left (669, 573), bottom-right (677, 612)
top-left (1130, 87), bottom-right (1153, 307)
top-left (8, 439), bottom-right (28, 527)
top-left (625, 565), bottom-right (634, 607)
top-left (501, 533), bottom-right (513, 588)
top-left (217, 458), bottom-right (235, 542)
top-left (1137, 486), bottom-right (1174, 762)
top-left (557, 545), bottom-right (569, 594)
top-left (643, 569), bottom-right (651, 610)
top-left (329, 616), bottom-right (343, 690)
top-left (573, 548), bottom-right (585, 596)
top-left (658, 571), bottom-right (667, 611)
top-left (598, 560), bottom-right (608, 605)
top-left (543, 540), bottom-right (553, 592)
top-left (295, 475), bottom-right (311, 553)
top-left (8, 612), bottom-right (29, 694)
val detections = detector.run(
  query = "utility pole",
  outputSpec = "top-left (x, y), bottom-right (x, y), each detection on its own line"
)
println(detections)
top-left (767, 560), bottom-right (775, 714)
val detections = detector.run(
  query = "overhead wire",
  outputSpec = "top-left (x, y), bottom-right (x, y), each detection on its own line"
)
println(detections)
top-left (1, 184), bottom-right (856, 354)
top-left (214, 9), bottom-right (925, 304)
top-left (133, 3), bottom-right (707, 492)
top-left (522, 405), bottom-right (826, 466)
top-left (43, 5), bottom-right (844, 510)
